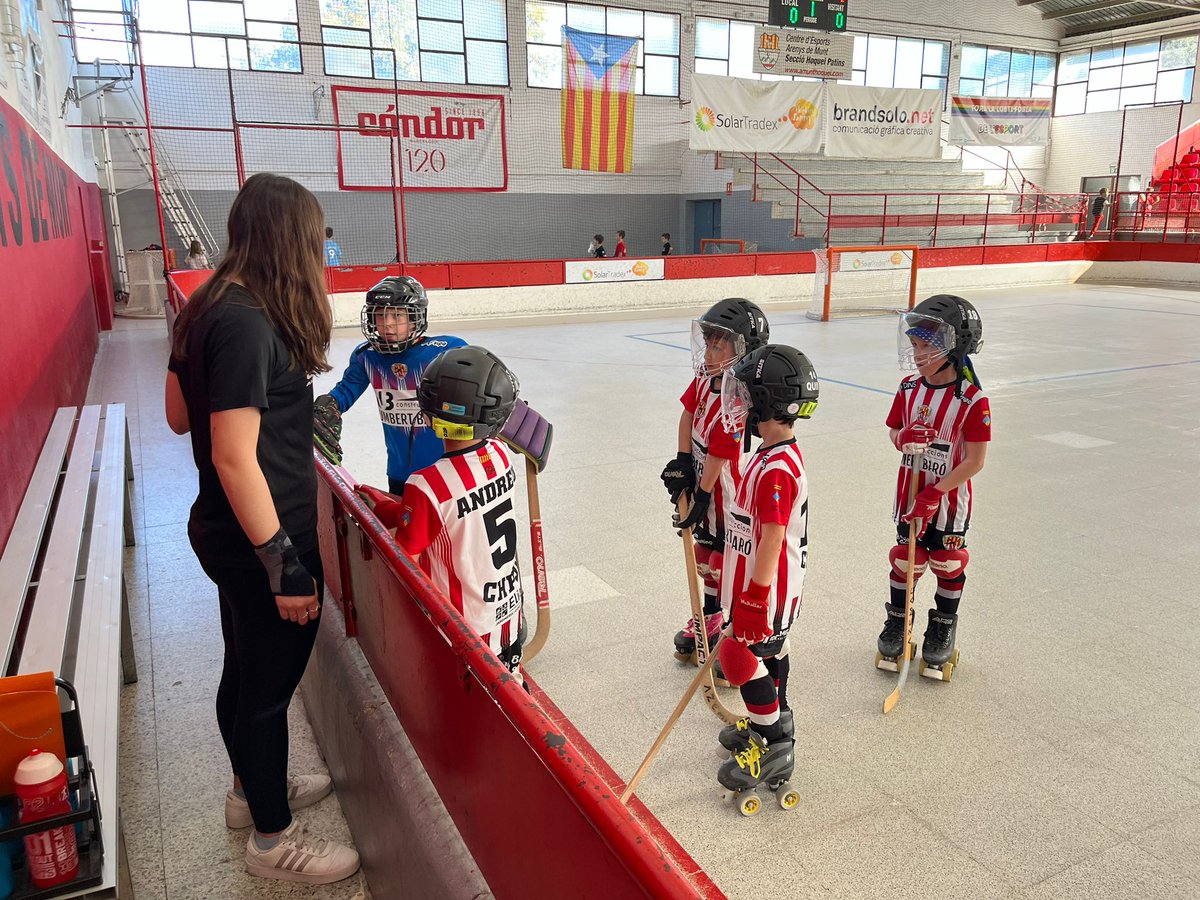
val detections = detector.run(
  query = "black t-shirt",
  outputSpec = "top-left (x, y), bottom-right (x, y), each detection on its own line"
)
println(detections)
top-left (661, 242), bottom-right (672, 256)
top-left (1091, 195), bottom-right (1107, 215)
top-left (168, 286), bottom-right (317, 560)
top-left (593, 246), bottom-right (606, 258)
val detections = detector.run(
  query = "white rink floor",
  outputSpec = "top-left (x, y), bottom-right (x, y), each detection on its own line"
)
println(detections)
top-left (111, 279), bottom-right (1200, 900)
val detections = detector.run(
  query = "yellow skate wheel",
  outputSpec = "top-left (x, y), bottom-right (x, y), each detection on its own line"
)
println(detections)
top-left (778, 785), bottom-right (800, 810)
top-left (950, 648), bottom-right (961, 666)
top-left (909, 641), bottom-right (917, 660)
top-left (941, 660), bottom-right (955, 683)
top-left (738, 794), bottom-right (761, 817)
top-left (917, 658), bottom-right (927, 677)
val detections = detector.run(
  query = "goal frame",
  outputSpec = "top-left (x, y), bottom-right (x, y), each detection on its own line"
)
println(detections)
top-left (699, 239), bottom-right (746, 254)
top-left (809, 244), bottom-right (920, 322)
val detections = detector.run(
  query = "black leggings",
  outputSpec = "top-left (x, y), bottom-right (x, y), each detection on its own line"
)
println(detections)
top-left (203, 547), bottom-right (323, 833)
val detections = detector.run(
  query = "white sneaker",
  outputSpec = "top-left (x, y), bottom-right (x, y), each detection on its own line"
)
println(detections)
top-left (244, 820), bottom-right (360, 884)
top-left (225, 774), bottom-right (333, 829)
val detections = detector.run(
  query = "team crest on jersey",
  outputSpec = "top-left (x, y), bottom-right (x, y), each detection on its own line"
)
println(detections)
top-left (982, 413), bottom-right (991, 427)
top-left (401, 507), bottom-right (412, 527)
top-left (392, 363), bottom-right (408, 379)
top-left (942, 534), bottom-right (965, 550)
top-left (918, 405), bottom-right (932, 419)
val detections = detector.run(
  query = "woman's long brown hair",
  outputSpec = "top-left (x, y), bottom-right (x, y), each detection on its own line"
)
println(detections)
top-left (170, 173), bottom-right (332, 376)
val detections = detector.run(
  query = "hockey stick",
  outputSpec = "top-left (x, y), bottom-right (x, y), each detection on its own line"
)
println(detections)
top-left (883, 452), bottom-right (923, 715)
top-left (620, 652), bottom-right (719, 804)
top-left (499, 401), bottom-right (553, 662)
top-left (678, 498), bottom-right (740, 725)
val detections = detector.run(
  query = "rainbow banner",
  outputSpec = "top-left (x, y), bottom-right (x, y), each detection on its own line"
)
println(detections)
top-left (561, 28), bottom-right (637, 173)
top-left (950, 96), bottom-right (1051, 147)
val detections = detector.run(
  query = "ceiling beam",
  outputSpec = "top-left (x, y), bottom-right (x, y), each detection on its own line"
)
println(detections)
top-left (1043, 0), bottom-right (1142, 20)
top-left (1063, 6), bottom-right (1196, 33)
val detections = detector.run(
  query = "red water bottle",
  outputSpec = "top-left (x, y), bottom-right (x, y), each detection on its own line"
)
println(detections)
top-left (14, 750), bottom-right (79, 887)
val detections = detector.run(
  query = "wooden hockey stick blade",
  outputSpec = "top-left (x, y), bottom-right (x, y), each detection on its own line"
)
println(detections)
top-left (678, 501), bottom-right (740, 725)
top-left (620, 653), bottom-right (718, 805)
top-left (884, 459), bottom-right (923, 716)
top-left (499, 400), bottom-right (553, 473)
top-left (521, 457), bottom-right (551, 663)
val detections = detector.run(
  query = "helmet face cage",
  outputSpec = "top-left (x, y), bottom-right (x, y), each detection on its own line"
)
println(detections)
top-left (691, 320), bottom-right (749, 377)
top-left (720, 368), bottom-right (754, 435)
top-left (898, 312), bottom-right (957, 373)
top-left (361, 278), bottom-right (429, 353)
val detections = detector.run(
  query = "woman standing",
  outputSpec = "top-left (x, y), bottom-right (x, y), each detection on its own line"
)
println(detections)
top-left (184, 239), bottom-right (209, 269)
top-left (164, 173), bottom-right (360, 885)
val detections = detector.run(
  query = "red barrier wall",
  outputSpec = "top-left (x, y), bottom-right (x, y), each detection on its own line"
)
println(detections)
top-left (315, 459), bottom-right (724, 900)
top-left (0, 97), bottom-right (109, 555)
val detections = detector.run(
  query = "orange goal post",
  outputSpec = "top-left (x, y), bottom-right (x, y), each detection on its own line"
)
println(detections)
top-left (808, 245), bottom-right (919, 321)
top-left (700, 239), bottom-right (750, 254)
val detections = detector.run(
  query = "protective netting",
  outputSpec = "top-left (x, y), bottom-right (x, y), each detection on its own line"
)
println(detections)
top-left (807, 246), bottom-right (918, 321)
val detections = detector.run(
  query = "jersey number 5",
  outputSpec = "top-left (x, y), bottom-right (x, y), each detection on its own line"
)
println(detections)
top-left (483, 499), bottom-right (517, 569)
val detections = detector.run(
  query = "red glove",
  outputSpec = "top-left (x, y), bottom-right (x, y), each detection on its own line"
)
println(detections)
top-left (731, 580), bottom-right (772, 644)
top-left (355, 484), bottom-right (404, 529)
top-left (895, 422), bottom-right (937, 454)
top-left (902, 484), bottom-right (943, 538)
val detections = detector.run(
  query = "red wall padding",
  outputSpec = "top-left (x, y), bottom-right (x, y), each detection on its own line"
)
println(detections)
top-left (0, 97), bottom-right (108, 555)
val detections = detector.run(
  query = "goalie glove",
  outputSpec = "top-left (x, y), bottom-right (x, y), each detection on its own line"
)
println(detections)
top-left (313, 394), bottom-right (343, 465)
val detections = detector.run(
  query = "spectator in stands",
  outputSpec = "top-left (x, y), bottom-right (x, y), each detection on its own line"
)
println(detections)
top-left (661, 232), bottom-right (672, 256)
top-left (164, 173), bottom-right (361, 886)
top-left (324, 226), bottom-right (342, 266)
top-left (591, 234), bottom-right (607, 258)
top-left (1088, 188), bottom-right (1109, 239)
top-left (614, 230), bottom-right (627, 257)
top-left (185, 239), bottom-right (209, 269)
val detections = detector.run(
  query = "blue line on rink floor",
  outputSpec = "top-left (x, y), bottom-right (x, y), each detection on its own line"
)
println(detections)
top-left (1006, 357), bottom-right (1200, 385)
top-left (1067, 302), bottom-right (1200, 318)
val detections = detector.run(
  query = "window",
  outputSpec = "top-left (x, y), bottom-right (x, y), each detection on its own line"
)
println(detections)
top-left (1054, 35), bottom-right (1198, 116)
top-left (320, 0), bottom-right (508, 84)
top-left (846, 34), bottom-right (949, 94)
top-left (958, 44), bottom-right (1056, 99)
top-left (694, 17), bottom-right (817, 82)
top-left (86, 0), bottom-right (305, 73)
top-left (68, 0), bottom-right (136, 65)
top-left (526, 2), bottom-right (681, 96)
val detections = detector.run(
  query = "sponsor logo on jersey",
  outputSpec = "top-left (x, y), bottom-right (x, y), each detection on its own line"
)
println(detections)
top-left (942, 534), bottom-right (965, 550)
top-left (424, 340), bottom-right (450, 348)
top-left (392, 363), bottom-right (408, 379)
top-left (982, 413), bottom-right (991, 427)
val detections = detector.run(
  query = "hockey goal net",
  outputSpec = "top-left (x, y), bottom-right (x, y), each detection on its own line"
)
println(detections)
top-left (700, 239), bottom-right (748, 254)
top-left (808, 245), bottom-right (919, 321)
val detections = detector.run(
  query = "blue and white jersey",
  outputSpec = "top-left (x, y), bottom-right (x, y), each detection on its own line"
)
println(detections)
top-left (324, 239), bottom-right (342, 266)
top-left (329, 336), bottom-right (466, 484)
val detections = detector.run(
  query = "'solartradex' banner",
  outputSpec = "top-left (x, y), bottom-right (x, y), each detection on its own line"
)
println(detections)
top-left (565, 258), bottom-right (664, 284)
top-left (949, 96), bottom-right (1050, 147)
top-left (331, 86), bottom-right (507, 191)
top-left (690, 74), bottom-right (823, 154)
top-left (825, 85), bottom-right (942, 159)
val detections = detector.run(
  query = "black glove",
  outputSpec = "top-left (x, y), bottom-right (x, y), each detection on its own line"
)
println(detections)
top-left (660, 452), bottom-right (695, 503)
top-left (253, 529), bottom-right (316, 597)
top-left (673, 487), bottom-right (712, 531)
top-left (313, 394), bottom-right (343, 465)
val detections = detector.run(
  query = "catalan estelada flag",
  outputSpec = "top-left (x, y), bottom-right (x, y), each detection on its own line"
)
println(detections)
top-left (562, 27), bottom-right (638, 173)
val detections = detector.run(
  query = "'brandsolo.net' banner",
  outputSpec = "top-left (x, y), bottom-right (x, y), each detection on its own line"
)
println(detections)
top-left (949, 96), bottom-right (1051, 147)
top-left (690, 75), bottom-right (945, 160)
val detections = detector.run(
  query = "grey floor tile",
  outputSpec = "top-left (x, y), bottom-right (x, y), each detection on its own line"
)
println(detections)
top-left (1022, 841), bottom-right (1195, 900)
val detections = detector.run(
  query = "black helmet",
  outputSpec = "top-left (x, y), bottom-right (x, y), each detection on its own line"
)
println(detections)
top-left (691, 298), bottom-right (770, 376)
top-left (417, 346), bottom-right (518, 441)
top-left (361, 276), bottom-right (428, 353)
top-left (903, 295), bottom-right (983, 368)
top-left (721, 344), bottom-right (819, 438)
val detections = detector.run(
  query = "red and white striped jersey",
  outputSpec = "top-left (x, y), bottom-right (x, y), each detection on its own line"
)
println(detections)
top-left (720, 439), bottom-right (808, 634)
top-left (396, 439), bottom-right (523, 656)
top-left (681, 375), bottom-right (746, 537)
top-left (886, 375), bottom-right (991, 532)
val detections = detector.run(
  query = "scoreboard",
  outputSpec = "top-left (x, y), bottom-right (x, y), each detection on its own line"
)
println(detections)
top-left (768, 0), bottom-right (849, 32)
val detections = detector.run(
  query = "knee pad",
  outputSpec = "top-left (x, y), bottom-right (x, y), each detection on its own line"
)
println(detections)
top-left (889, 543), bottom-right (929, 580)
top-left (717, 638), bottom-right (762, 687)
top-left (696, 546), bottom-right (722, 588)
top-left (929, 547), bottom-right (969, 581)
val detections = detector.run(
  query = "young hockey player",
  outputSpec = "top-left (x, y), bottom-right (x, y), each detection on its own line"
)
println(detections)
top-left (661, 298), bottom-right (769, 664)
top-left (313, 276), bottom-right (465, 492)
top-left (356, 347), bottom-right (526, 674)
top-left (710, 344), bottom-right (819, 804)
top-left (877, 295), bottom-right (989, 678)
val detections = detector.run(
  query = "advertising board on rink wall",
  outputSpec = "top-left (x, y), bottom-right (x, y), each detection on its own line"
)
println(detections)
top-left (690, 76), bottom-right (944, 160)
top-left (949, 96), bottom-right (1051, 147)
top-left (752, 26), bottom-right (853, 80)
top-left (331, 86), bottom-right (507, 191)
top-left (564, 258), bottom-right (665, 284)
top-left (690, 74), bottom-right (823, 154)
